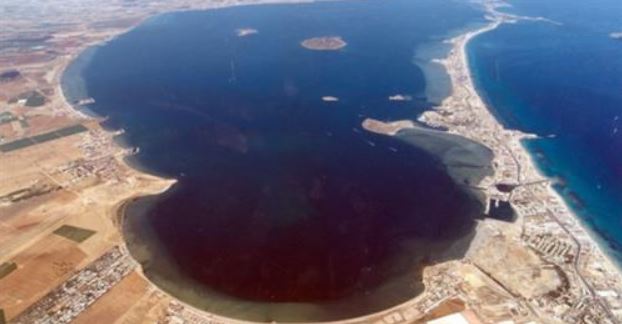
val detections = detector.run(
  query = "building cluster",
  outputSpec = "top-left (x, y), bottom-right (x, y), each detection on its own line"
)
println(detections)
top-left (45, 129), bottom-right (131, 187)
top-left (523, 232), bottom-right (574, 264)
top-left (371, 263), bottom-right (465, 324)
top-left (77, 130), bottom-right (121, 160)
top-left (416, 3), bottom-right (622, 322)
top-left (12, 246), bottom-right (135, 324)
top-left (562, 297), bottom-right (616, 324)
top-left (59, 155), bottom-right (123, 184)
top-left (512, 183), bottom-right (622, 322)
top-left (418, 265), bottom-right (463, 312)
top-left (160, 301), bottom-right (226, 324)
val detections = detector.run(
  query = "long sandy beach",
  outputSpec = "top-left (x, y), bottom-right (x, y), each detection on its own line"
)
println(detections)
top-left (416, 0), bottom-right (622, 319)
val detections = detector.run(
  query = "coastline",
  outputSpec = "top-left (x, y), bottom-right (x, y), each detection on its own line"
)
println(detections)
top-left (55, 18), bottom-right (179, 226)
top-left (363, 1), bottom-right (622, 320)
top-left (68, 0), bottom-right (622, 319)
top-left (55, 0), bottom-right (333, 190)
top-left (4, 0), bottom-right (621, 321)
top-left (54, 1), bottom-right (496, 322)
top-left (415, 0), bottom-right (622, 302)
top-left (54, 0), bottom-right (318, 235)
top-left (46, 1), bottom-right (414, 323)
top-left (475, 5), bottom-right (622, 274)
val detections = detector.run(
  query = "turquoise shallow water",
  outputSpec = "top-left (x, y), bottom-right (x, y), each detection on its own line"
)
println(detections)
top-left (468, 0), bottom-right (622, 260)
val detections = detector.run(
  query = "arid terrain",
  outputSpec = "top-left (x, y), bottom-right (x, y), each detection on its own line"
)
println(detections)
top-left (1, 0), bottom-right (622, 323)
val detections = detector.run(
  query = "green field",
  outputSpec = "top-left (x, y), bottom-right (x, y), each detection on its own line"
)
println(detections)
top-left (53, 225), bottom-right (96, 243)
top-left (0, 124), bottom-right (87, 152)
top-left (0, 112), bottom-right (16, 125)
top-left (0, 262), bottom-right (17, 280)
top-left (24, 91), bottom-right (46, 107)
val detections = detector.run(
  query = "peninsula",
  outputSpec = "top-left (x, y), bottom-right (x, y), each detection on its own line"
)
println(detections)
top-left (362, 118), bottom-right (414, 136)
top-left (363, 1), bottom-right (622, 323)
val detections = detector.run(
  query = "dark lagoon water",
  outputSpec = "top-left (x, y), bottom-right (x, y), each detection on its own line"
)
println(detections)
top-left (62, 0), bottom-right (492, 321)
top-left (468, 0), bottom-right (622, 261)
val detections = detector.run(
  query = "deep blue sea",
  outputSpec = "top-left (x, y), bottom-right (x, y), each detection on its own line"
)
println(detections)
top-left (468, 0), bottom-right (622, 259)
top-left (62, 0), bottom-right (489, 321)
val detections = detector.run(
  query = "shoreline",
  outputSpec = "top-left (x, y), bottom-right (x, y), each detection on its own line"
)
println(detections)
top-left (53, 2), bottom-right (491, 323)
top-left (524, 141), bottom-right (622, 272)
top-left (56, 0), bottom-right (330, 188)
top-left (414, 0), bottom-right (622, 303)
top-left (91, 0), bottom-right (618, 315)
top-left (470, 5), bottom-right (622, 274)
top-left (54, 0), bottom-right (320, 234)
top-left (10, 0), bottom-right (618, 321)
top-left (46, 1), bottom-right (416, 323)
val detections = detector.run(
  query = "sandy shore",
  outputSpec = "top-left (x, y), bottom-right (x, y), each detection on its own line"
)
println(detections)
top-left (62, 0), bottom-right (622, 321)
top-left (361, 1), bottom-right (622, 320)
top-left (53, 0), bottom-right (317, 228)
top-left (5, 0), bottom-right (621, 321)
top-left (468, 4), bottom-right (620, 274)
top-left (413, 0), bottom-right (622, 302)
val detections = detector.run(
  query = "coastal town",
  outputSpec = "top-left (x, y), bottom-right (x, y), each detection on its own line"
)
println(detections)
top-left (367, 1), bottom-right (622, 323)
top-left (1, 0), bottom-right (621, 323)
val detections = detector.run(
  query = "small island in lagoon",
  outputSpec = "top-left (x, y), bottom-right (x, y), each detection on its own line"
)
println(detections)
top-left (301, 36), bottom-right (347, 50)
